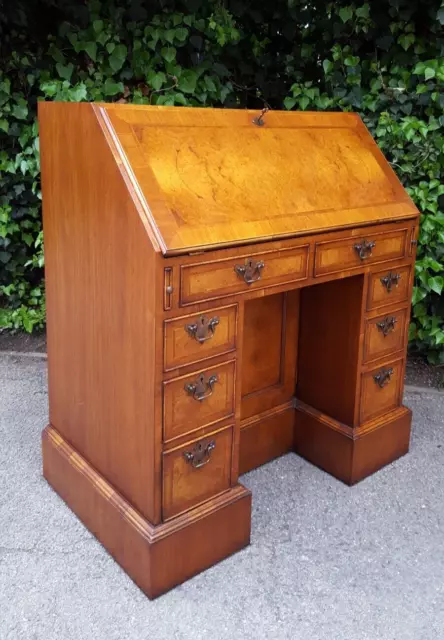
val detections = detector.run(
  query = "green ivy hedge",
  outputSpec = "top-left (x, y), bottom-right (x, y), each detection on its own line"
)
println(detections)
top-left (1, 0), bottom-right (443, 363)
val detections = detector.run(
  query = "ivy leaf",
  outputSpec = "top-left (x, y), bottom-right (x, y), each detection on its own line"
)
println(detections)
top-left (428, 276), bottom-right (444, 295)
top-left (93, 20), bottom-right (104, 33)
top-left (84, 42), bottom-right (97, 62)
top-left (412, 287), bottom-right (427, 305)
top-left (161, 47), bottom-right (176, 63)
top-left (175, 27), bottom-right (188, 42)
top-left (204, 76), bottom-right (217, 92)
top-left (425, 67), bottom-right (436, 81)
top-left (323, 59), bottom-right (333, 75)
top-left (69, 83), bottom-right (88, 101)
top-left (0, 119), bottom-right (9, 133)
top-left (284, 96), bottom-right (296, 110)
top-left (178, 69), bottom-right (197, 93)
top-left (164, 29), bottom-right (175, 44)
top-left (339, 6), bottom-right (354, 23)
top-left (413, 62), bottom-right (426, 75)
top-left (344, 56), bottom-right (360, 66)
top-left (0, 78), bottom-right (11, 95)
top-left (299, 95), bottom-right (310, 110)
top-left (356, 4), bottom-right (370, 19)
top-left (109, 44), bottom-right (127, 72)
top-left (55, 62), bottom-right (74, 81)
top-left (147, 71), bottom-right (166, 91)
top-left (435, 331), bottom-right (444, 345)
top-left (103, 78), bottom-right (124, 96)
top-left (174, 93), bottom-right (188, 105)
top-left (437, 5), bottom-right (444, 24)
top-left (398, 33), bottom-right (415, 50)
top-left (12, 103), bottom-right (28, 120)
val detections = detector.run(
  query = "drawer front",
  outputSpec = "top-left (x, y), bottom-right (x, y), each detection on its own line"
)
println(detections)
top-left (162, 426), bottom-right (233, 520)
top-left (315, 228), bottom-right (408, 276)
top-left (363, 308), bottom-right (408, 364)
top-left (367, 265), bottom-right (411, 310)
top-left (180, 245), bottom-right (309, 305)
top-left (360, 359), bottom-right (403, 423)
top-left (163, 360), bottom-right (235, 442)
top-left (164, 304), bottom-right (237, 371)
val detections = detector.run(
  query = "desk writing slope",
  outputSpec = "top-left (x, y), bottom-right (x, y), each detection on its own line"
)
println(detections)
top-left (101, 104), bottom-right (417, 254)
top-left (39, 103), bottom-right (418, 600)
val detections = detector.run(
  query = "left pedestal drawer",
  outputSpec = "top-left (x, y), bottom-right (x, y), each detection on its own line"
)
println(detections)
top-left (162, 425), bottom-right (233, 520)
top-left (163, 360), bottom-right (236, 443)
top-left (164, 304), bottom-right (237, 372)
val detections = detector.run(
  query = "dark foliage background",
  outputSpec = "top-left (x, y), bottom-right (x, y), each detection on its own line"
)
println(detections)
top-left (1, 0), bottom-right (443, 362)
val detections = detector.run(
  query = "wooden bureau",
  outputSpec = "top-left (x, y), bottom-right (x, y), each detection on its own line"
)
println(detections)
top-left (38, 103), bottom-right (419, 598)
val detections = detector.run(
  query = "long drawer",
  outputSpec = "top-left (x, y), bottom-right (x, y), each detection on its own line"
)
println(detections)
top-left (180, 245), bottom-right (309, 305)
top-left (162, 426), bottom-right (233, 520)
top-left (315, 227), bottom-right (408, 277)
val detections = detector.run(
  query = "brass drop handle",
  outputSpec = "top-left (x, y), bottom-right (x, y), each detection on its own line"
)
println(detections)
top-left (184, 373), bottom-right (218, 401)
top-left (373, 367), bottom-right (393, 388)
top-left (380, 271), bottom-right (401, 293)
top-left (376, 316), bottom-right (397, 337)
top-left (354, 239), bottom-right (376, 260)
top-left (234, 258), bottom-right (265, 285)
top-left (183, 440), bottom-right (216, 469)
top-left (185, 315), bottom-right (220, 343)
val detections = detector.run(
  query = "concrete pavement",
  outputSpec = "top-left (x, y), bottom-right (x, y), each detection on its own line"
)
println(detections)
top-left (1, 354), bottom-right (443, 640)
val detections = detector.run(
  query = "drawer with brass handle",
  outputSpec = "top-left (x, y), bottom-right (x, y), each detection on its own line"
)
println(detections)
top-left (314, 227), bottom-right (408, 277)
top-left (164, 304), bottom-right (237, 371)
top-left (360, 359), bottom-right (403, 423)
top-left (367, 264), bottom-right (411, 310)
top-left (363, 308), bottom-right (407, 364)
top-left (179, 245), bottom-right (309, 305)
top-left (162, 426), bottom-right (233, 520)
top-left (163, 360), bottom-right (235, 443)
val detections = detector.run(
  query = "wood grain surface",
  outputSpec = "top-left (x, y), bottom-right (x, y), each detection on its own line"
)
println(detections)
top-left (102, 104), bottom-right (418, 254)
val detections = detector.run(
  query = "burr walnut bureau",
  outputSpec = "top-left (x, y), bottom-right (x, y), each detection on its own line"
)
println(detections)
top-left (39, 103), bottom-right (419, 599)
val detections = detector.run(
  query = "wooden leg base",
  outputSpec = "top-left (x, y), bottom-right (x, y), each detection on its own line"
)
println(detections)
top-left (294, 402), bottom-right (412, 485)
top-left (42, 425), bottom-right (252, 599)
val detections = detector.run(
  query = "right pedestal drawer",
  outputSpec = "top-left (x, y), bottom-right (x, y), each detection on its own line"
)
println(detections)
top-left (367, 265), bottom-right (412, 310)
top-left (363, 307), bottom-right (408, 364)
top-left (360, 358), bottom-right (404, 423)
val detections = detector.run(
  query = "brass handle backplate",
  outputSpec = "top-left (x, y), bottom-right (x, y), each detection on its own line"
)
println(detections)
top-left (185, 315), bottom-right (220, 343)
top-left (376, 316), bottom-right (397, 337)
top-left (354, 239), bottom-right (376, 260)
top-left (380, 271), bottom-right (401, 293)
top-left (184, 373), bottom-right (218, 401)
top-left (373, 367), bottom-right (394, 388)
top-left (234, 258), bottom-right (265, 285)
top-left (183, 440), bottom-right (216, 469)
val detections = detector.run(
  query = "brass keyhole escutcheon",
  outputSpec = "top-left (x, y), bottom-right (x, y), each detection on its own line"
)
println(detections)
top-left (184, 315), bottom-right (220, 343)
top-left (183, 440), bottom-right (216, 469)
top-left (184, 373), bottom-right (218, 401)
top-left (353, 239), bottom-right (376, 260)
top-left (376, 316), bottom-right (397, 337)
top-left (380, 271), bottom-right (401, 293)
top-left (373, 367), bottom-right (393, 388)
top-left (234, 258), bottom-right (265, 285)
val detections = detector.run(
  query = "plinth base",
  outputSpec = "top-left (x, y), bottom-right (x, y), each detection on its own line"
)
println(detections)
top-left (42, 425), bottom-right (252, 599)
top-left (294, 402), bottom-right (412, 485)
